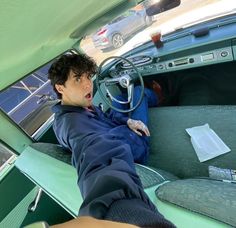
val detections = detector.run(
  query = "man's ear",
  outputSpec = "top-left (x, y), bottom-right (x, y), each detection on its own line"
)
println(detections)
top-left (55, 84), bottom-right (64, 95)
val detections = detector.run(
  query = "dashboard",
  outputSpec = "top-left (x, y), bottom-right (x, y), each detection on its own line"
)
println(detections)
top-left (109, 43), bottom-right (234, 78)
top-left (108, 15), bottom-right (236, 78)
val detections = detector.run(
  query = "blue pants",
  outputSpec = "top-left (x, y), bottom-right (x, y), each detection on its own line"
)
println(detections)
top-left (108, 86), bottom-right (158, 164)
top-left (112, 86), bottom-right (158, 126)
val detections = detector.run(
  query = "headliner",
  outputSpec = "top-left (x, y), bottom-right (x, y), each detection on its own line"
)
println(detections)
top-left (0, 0), bottom-right (138, 90)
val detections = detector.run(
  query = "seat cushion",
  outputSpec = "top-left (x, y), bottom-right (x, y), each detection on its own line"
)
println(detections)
top-left (156, 178), bottom-right (236, 227)
top-left (30, 143), bottom-right (178, 188)
top-left (148, 105), bottom-right (236, 178)
top-left (15, 143), bottom-right (179, 218)
top-left (135, 164), bottom-right (178, 188)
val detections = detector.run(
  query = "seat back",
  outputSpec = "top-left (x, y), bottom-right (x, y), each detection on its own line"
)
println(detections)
top-left (148, 105), bottom-right (236, 178)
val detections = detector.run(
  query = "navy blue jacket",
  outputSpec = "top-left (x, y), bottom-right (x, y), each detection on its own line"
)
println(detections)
top-left (52, 103), bottom-right (175, 227)
top-left (52, 103), bottom-right (151, 206)
top-left (52, 104), bottom-right (149, 166)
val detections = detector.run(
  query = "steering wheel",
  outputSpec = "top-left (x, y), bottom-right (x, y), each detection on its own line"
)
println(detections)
top-left (96, 56), bottom-right (144, 113)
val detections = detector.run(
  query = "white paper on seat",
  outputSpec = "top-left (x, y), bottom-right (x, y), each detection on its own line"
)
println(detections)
top-left (186, 124), bottom-right (231, 162)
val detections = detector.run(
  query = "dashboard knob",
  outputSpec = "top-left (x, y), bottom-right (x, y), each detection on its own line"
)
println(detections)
top-left (189, 58), bottom-right (194, 63)
top-left (221, 51), bottom-right (228, 57)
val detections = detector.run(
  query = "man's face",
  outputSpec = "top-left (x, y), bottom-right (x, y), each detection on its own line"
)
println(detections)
top-left (56, 70), bottom-right (93, 107)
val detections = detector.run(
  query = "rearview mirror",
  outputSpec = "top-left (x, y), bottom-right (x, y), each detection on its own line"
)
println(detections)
top-left (145, 0), bottom-right (181, 16)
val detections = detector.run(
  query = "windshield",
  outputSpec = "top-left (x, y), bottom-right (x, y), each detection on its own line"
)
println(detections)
top-left (81, 0), bottom-right (236, 66)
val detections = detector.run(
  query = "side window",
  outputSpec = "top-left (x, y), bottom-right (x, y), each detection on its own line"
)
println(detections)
top-left (0, 62), bottom-right (57, 137)
top-left (0, 143), bottom-right (16, 174)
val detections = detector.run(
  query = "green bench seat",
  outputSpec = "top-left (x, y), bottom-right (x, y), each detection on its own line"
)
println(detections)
top-left (15, 142), bottom-right (230, 227)
top-left (15, 143), bottom-right (177, 217)
top-left (15, 104), bottom-right (236, 227)
top-left (148, 105), bottom-right (236, 178)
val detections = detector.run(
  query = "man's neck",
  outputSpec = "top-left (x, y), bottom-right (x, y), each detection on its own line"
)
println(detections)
top-left (85, 106), bottom-right (94, 112)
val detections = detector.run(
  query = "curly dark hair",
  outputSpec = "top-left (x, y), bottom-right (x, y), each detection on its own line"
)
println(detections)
top-left (48, 53), bottom-right (97, 99)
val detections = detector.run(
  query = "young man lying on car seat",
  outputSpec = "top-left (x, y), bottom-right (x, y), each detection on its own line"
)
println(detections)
top-left (48, 53), bottom-right (175, 227)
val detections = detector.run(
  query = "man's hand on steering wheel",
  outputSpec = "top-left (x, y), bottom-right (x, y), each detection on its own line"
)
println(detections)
top-left (127, 119), bottom-right (150, 137)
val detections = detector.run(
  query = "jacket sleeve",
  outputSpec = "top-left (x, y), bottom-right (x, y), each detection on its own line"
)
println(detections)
top-left (103, 108), bottom-right (129, 125)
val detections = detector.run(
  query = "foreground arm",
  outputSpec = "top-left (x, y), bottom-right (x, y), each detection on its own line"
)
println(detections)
top-left (52, 216), bottom-right (138, 228)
